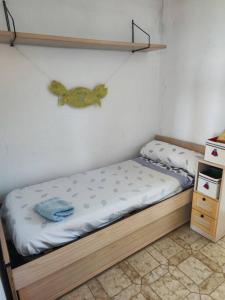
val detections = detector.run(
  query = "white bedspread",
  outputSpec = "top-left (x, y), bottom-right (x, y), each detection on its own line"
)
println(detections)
top-left (2, 159), bottom-right (183, 256)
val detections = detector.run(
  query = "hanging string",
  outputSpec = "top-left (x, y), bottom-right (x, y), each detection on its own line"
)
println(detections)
top-left (105, 52), bottom-right (133, 84)
top-left (14, 46), bottom-right (53, 80)
top-left (13, 45), bottom-right (133, 85)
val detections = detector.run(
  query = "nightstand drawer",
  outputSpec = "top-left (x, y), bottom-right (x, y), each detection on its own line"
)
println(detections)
top-left (192, 192), bottom-right (219, 219)
top-left (191, 209), bottom-right (217, 236)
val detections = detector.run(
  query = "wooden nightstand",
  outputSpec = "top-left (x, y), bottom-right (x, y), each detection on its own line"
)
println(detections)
top-left (191, 159), bottom-right (225, 242)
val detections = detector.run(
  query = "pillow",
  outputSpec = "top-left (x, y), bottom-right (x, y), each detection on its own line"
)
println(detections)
top-left (140, 140), bottom-right (203, 176)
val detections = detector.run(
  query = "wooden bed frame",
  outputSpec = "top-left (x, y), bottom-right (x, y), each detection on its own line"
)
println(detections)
top-left (0, 135), bottom-right (205, 300)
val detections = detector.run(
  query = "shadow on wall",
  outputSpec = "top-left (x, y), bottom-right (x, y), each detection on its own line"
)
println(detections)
top-left (160, 0), bottom-right (225, 144)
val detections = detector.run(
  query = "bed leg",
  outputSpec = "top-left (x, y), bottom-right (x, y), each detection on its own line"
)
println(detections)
top-left (6, 266), bottom-right (19, 300)
top-left (0, 254), bottom-right (18, 300)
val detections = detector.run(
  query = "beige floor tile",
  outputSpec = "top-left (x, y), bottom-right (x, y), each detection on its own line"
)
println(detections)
top-left (191, 237), bottom-right (209, 251)
top-left (141, 284), bottom-right (161, 300)
top-left (131, 293), bottom-right (146, 300)
top-left (145, 245), bottom-right (168, 265)
top-left (169, 266), bottom-right (199, 293)
top-left (211, 282), bottom-right (225, 300)
top-left (200, 296), bottom-right (213, 300)
top-left (113, 284), bottom-right (140, 300)
top-left (169, 248), bottom-right (192, 266)
top-left (119, 261), bottom-right (142, 284)
top-left (184, 293), bottom-right (201, 300)
top-left (87, 278), bottom-right (109, 299)
top-left (97, 266), bottom-right (131, 297)
top-left (199, 272), bottom-right (224, 295)
top-left (151, 273), bottom-right (189, 300)
top-left (193, 252), bottom-right (222, 273)
top-left (217, 236), bottom-right (225, 249)
top-left (142, 264), bottom-right (168, 284)
top-left (170, 224), bottom-right (201, 246)
top-left (153, 237), bottom-right (183, 259)
top-left (178, 256), bottom-right (212, 285)
top-left (127, 249), bottom-right (159, 277)
top-left (201, 243), bottom-right (225, 267)
top-left (60, 284), bottom-right (94, 300)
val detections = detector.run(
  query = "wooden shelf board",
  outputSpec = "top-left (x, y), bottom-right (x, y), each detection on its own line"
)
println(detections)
top-left (0, 30), bottom-right (166, 52)
top-left (198, 159), bottom-right (225, 170)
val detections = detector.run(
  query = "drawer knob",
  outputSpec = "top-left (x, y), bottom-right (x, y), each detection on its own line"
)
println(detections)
top-left (203, 183), bottom-right (209, 190)
top-left (201, 214), bottom-right (204, 218)
top-left (211, 148), bottom-right (218, 157)
top-left (202, 198), bottom-right (206, 201)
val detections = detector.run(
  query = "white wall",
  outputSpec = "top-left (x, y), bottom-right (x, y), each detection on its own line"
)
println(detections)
top-left (160, 0), bottom-right (225, 144)
top-left (0, 0), bottom-right (163, 197)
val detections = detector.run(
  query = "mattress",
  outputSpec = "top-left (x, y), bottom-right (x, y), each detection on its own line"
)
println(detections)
top-left (2, 157), bottom-right (193, 256)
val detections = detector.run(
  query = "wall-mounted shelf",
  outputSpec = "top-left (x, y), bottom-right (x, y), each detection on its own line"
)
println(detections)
top-left (0, 30), bottom-right (167, 52)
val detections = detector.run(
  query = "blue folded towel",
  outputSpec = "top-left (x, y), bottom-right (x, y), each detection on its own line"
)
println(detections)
top-left (34, 198), bottom-right (74, 222)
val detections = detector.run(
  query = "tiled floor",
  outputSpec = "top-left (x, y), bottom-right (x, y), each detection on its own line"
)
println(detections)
top-left (60, 224), bottom-right (225, 300)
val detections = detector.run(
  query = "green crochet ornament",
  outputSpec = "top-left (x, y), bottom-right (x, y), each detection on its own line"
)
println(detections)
top-left (49, 80), bottom-right (108, 108)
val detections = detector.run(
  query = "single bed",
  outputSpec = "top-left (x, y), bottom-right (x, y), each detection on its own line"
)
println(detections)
top-left (2, 156), bottom-right (193, 256)
top-left (0, 135), bottom-right (205, 300)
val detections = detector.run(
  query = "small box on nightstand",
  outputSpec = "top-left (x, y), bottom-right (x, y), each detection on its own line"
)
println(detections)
top-left (205, 137), bottom-right (225, 165)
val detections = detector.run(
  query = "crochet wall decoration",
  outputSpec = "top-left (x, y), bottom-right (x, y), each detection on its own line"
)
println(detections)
top-left (49, 81), bottom-right (108, 108)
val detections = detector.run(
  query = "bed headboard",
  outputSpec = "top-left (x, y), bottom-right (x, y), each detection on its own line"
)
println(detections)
top-left (155, 135), bottom-right (205, 154)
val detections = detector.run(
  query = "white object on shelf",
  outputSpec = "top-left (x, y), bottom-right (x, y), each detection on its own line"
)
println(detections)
top-left (197, 172), bottom-right (221, 199)
top-left (205, 137), bottom-right (225, 165)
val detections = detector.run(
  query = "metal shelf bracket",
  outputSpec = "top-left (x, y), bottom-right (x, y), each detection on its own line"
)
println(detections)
top-left (2, 0), bottom-right (16, 46)
top-left (131, 19), bottom-right (151, 53)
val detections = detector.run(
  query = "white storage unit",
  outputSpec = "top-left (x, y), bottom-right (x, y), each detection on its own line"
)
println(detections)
top-left (197, 172), bottom-right (221, 199)
top-left (205, 137), bottom-right (225, 165)
top-left (191, 159), bottom-right (225, 242)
